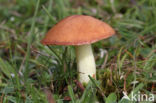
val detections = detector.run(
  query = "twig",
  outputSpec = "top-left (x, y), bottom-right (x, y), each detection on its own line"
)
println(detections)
top-left (10, 10), bottom-right (22, 17)
top-left (43, 88), bottom-right (56, 103)
top-left (0, 25), bottom-right (17, 39)
top-left (0, 94), bottom-right (4, 103)
top-left (101, 52), bottom-right (108, 69)
top-left (124, 69), bottom-right (131, 93)
top-left (74, 80), bottom-right (85, 92)
top-left (19, 55), bottom-right (26, 77)
top-left (32, 49), bottom-right (50, 57)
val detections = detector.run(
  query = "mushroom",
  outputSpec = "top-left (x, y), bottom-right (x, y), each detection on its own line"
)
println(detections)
top-left (41, 15), bottom-right (115, 83)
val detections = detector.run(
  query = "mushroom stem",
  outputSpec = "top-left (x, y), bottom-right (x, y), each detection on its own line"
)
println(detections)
top-left (76, 44), bottom-right (96, 83)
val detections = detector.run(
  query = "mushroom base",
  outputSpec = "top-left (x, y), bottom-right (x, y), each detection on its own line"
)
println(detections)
top-left (76, 44), bottom-right (96, 83)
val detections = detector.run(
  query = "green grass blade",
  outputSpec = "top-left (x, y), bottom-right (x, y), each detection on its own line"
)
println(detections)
top-left (0, 58), bottom-right (12, 78)
top-left (24, 0), bottom-right (40, 78)
top-left (68, 85), bottom-right (76, 103)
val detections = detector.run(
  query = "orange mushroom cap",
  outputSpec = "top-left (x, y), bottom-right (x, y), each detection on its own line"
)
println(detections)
top-left (41, 15), bottom-right (115, 45)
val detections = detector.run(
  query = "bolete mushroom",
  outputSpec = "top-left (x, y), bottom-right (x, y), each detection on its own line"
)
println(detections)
top-left (41, 15), bottom-right (115, 83)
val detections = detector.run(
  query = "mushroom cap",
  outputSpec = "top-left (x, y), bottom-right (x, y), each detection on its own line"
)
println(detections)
top-left (41, 15), bottom-right (115, 45)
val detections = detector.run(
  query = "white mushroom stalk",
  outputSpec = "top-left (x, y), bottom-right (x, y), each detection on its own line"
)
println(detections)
top-left (76, 44), bottom-right (96, 83)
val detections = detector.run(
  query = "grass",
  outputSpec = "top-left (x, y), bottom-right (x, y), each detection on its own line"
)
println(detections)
top-left (0, 0), bottom-right (156, 103)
